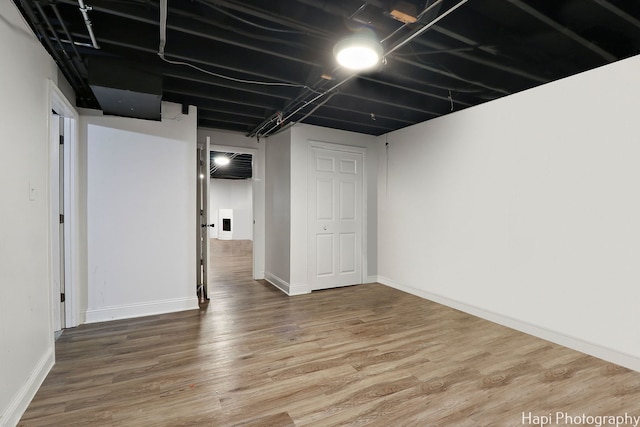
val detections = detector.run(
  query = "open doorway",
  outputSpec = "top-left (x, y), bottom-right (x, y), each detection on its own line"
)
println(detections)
top-left (208, 150), bottom-right (254, 285)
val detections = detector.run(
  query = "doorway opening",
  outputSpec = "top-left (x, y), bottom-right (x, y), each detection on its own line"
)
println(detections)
top-left (208, 150), bottom-right (254, 286)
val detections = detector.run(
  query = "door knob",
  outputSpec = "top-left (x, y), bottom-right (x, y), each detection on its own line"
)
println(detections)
top-left (323, 226), bottom-right (327, 230)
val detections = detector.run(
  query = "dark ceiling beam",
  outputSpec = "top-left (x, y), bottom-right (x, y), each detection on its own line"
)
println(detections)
top-left (33, 1), bottom-right (86, 84)
top-left (198, 111), bottom-right (257, 126)
top-left (171, 4), bottom-right (320, 50)
top-left (164, 88), bottom-right (278, 112)
top-left (163, 78), bottom-right (288, 109)
top-left (198, 109), bottom-right (263, 121)
top-left (299, 110), bottom-right (393, 133)
top-left (85, 32), bottom-right (314, 90)
top-left (58, 0), bottom-right (323, 68)
top-left (199, 118), bottom-right (252, 133)
top-left (321, 94), bottom-right (435, 122)
top-left (410, 38), bottom-right (548, 84)
top-left (393, 56), bottom-right (511, 95)
top-left (591, 0), bottom-right (640, 29)
top-left (164, 16), bottom-right (321, 68)
top-left (163, 72), bottom-right (293, 101)
top-left (162, 93), bottom-right (269, 118)
top-left (506, 0), bottom-right (617, 62)
top-left (300, 101), bottom-right (413, 128)
top-left (198, 0), bottom-right (328, 37)
top-left (338, 82), bottom-right (444, 116)
top-left (359, 75), bottom-right (473, 107)
top-left (300, 113), bottom-right (394, 136)
top-left (17, 0), bottom-right (83, 89)
top-left (431, 25), bottom-right (500, 57)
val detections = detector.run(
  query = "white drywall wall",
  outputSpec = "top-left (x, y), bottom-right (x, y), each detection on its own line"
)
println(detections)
top-left (265, 129), bottom-right (292, 288)
top-left (209, 178), bottom-right (253, 240)
top-left (83, 102), bottom-right (198, 322)
top-left (378, 54), bottom-right (640, 370)
top-left (0, 3), bottom-right (63, 424)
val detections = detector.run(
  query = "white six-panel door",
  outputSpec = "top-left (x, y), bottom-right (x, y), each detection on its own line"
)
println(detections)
top-left (308, 144), bottom-right (363, 290)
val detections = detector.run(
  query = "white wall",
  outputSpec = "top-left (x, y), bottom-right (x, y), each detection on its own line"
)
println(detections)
top-left (209, 178), bottom-right (253, 240)
top-left (265, 129), bottom-right (292, 288)
top-left (290, 124), bottom-right (378, 291)
top-left (378, 54), bottom-right (640, 371)
top-left (82, 102), bottom-right (199, 322)
top-left (198, 128), bottom-right (265, 279)
top-left (0, 3), bottom-right (65, 425)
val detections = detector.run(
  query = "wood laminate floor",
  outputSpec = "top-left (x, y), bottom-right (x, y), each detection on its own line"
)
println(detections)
top-left (19, 239), bottom-right (640, 426)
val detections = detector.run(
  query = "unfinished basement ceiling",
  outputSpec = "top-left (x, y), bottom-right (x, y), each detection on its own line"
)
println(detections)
top-left (13, 0), bottom-right (640, 137)
top-left (210, 151), bottom-right (252, 180)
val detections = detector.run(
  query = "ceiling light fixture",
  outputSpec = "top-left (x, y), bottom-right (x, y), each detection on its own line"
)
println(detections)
top-left (214, 156), bottom-right (230, 166)
top-left (334, 30), bottom-right (383, 71)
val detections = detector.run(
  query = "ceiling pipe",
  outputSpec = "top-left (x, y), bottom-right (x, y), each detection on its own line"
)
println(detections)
top-left (34, 1), bottom-right (85, 84)
top-left (59, 0), bottom-right (324, 68)
top-left (257, 0), bottom-right (470, 138)
top-left (248, 0), bottom-right (443, 138)
top-left (298, 0), bottom-right (548, 85)
top-left (77, 0), bottom-right (100, 49)
top-left (159, 0), bottom-right (167, 56)
top-left (50, 3), bottom-right (89, 76)
top-left (198, 0), bottom-right (327, 38)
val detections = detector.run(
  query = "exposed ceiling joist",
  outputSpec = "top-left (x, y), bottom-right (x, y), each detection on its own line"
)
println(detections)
top-left (13, 0), bottom-right (640, 136)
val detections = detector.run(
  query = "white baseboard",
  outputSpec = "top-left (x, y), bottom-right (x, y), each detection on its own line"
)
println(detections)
top-left (2, 346), bottom-right (54, 427)
top-left (254, 270), bottom-right (265, 281)
top-left (264, 272), bottom-right (291, 295)
top-left (365, 275), bottom-right (379, 284)
top-left (288, 283), bottom-right (310, 296)
top-left (378, 276), bottom-right (640, 372)
top-left (264, 273), bottom-right (311, 296)
top-left (84, 296), bottom-right (199, 323)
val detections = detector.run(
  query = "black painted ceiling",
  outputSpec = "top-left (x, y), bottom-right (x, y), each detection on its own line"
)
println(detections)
top-left (13, 0), bottom-right (640, 137)
top-left (210, 151), bottom-right (252, 180)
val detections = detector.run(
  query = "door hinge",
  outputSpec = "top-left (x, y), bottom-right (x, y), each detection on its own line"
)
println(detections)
top-left (59, 214), bottom-right (64, 224)
top-left (60, 293), bottom-right (65, 303)
top-left (59, 135), bottom-right (64, 145)
top-left (200, 259), bottom-right (203, 266)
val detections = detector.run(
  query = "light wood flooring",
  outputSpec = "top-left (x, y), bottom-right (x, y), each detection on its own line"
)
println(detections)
top-left (19, 239), bottom-right (640, 426)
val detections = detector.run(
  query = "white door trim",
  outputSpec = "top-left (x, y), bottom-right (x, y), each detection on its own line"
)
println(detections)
top-left (307, 140), bottom-right (368, 291)
top-left (48, 80), bottom-right (80, 328)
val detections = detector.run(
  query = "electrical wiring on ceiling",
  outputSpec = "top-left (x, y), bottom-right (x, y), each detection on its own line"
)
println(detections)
top-left (157, 0), bottom-right (324, 93)
top-left (198, 1), bottom-right (326, 38)
top-left (159, 0), bottom-right (470, 139)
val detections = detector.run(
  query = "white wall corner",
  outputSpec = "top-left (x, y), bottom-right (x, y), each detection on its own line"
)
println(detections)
top-left (264, 272), bottom-right (292, 295)
top-left (288, 283), bottom-right (311, 296)
top-left (253, 270), bottom-right (265, 281)
top-left (84, 297), bottom-right (199, 323)
top-left (365, 275), bottom-right (379, 284)
top-left (377, 276), bottom-right (640, 373)
top-left (2, 347), bottom-right (54, 427)
top-left (264, 273), bottom-right (311, 296)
